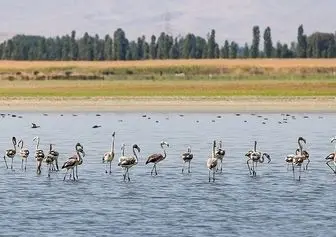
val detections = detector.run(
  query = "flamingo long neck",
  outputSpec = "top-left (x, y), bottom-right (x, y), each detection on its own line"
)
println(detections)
top-left (36, 138), bottom-right (40, 150)
top-left (162, 145), bottom-right (167, 159)
top-left (219, 141), bottom-right (222, 149)
top-left (121, 145), bottom-right (125, 156)
top-left (254, 141), bottom-right (257, 152)
top-left (111, 135), bottom-right (115, 153)
top-left (19, 140), bottom-right (23, 149)
top-left (133, 147), bottom-right (138, 163)
top-left (12, 139), bottom-right (16, 151)
top-left (298, 140), bottom-right (304, 154)
top-left (212, 141), bottom-right (216, 158)
top-left (76, 149), bottom-right (82, 162)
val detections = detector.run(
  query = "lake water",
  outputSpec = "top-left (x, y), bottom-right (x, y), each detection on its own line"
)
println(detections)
top-left (0, 111), bottom-right (335, 236)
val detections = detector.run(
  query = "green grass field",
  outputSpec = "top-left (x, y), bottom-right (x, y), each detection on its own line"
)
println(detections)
top-left (0, 80), bottom-right (335, 97)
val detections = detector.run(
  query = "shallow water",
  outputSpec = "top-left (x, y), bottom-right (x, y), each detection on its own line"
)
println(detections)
top-left (0, 111), bottom-right (335, 236)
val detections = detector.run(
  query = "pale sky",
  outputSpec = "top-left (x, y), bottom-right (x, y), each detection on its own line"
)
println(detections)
top-left (0, 0), bottom-right (334, 45)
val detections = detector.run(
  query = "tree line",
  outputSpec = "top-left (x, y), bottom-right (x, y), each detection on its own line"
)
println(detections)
top-left (0, 25), bottom-right (335, 60)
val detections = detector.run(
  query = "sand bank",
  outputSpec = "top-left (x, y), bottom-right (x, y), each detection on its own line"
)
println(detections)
top-left (0, 97), bottom-right (335, 113)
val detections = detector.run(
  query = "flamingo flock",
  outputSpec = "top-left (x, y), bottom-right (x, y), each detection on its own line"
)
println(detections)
top-left (1, 132), bottom-right (335, 183)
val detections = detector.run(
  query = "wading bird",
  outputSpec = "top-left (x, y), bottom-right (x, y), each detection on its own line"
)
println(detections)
top-left (102, 132), bottom-right (116, 174)
top-left (4, 137), bottom-right (17, 170)
top-left (207, 140), bottom-right (218, 182)
top-left (48, 144), bottom-right (60, 171)
top-left (215, 140), bottom-right (226, 173)
top-left (62, 143), bottom-right (85, 181)
top-left (325, 136), bottom-right (336, 173)
top-left (181, 146), bottom-right (193, 173)
top-left (118, 144), bottom-right (141, 181)
top-left (33, 136), bottom-right (45, 175)
top-left (291, 137), bottom-right (307, 181)
top-left (146, 141), bottom-right (169, 176)
top-left (245, 141), bottom-right (271, 177)
top-left (18, 139), bottom-right (29, 171)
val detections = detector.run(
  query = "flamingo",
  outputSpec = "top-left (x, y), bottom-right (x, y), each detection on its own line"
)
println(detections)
top-left (17, 139), bottom-right (29, 171)
top-left (33, 136), bottom-right (45, 175)
top-left (181, 146), bottom-right (193, 173)
top-left (245, 141), bottom-right (261, 176)
top-left (48, 144), bottom-right (60, 171)
top-left (285, 148), bottom-right (300, 170)
top-left (118, 144), bottom-right (141, 181)
top-left (102, 132), bottom-right (116, 174)
top-left (62, 143), bottom-right (85, 181)
top-left (215, 140), bottom-right (226, 173)
top-left (4, 137), bottom-right (17, 170)
top-left (145, 141), bottom-right (169, 176)
top-left (291, 137), bottom-right (307, 181)
top-left (207, 140), bottom-right (218, 182)
top-left (325, 136), bottom-right (336, 173)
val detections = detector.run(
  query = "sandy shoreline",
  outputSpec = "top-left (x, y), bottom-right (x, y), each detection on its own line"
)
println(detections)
top-left (0, 96), bottom-right (335, 112)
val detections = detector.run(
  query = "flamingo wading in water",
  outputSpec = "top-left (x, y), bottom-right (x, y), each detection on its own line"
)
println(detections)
top-left (182, 146), bottom-right (193, 173)
top-left (102, 132), bottom-right (116, 174)
top-left (118, 144), bottom-right (141, 181)
top-left (146, 141), bottom-right (169, 176)
top-left (215, 140), bottom-right (226, 173)
top-left (4, 137), bottom-right (17, 170)
top-left (62, 143), bottom-right (85, 181)
top-left (207, 140), bottom-right (218, 182)
top-left (325, 136), bottom-right (336, 173)
top-left (33, 136), bottom-right (45, 175)
top-left (18, 139), bottom-right (29, 171)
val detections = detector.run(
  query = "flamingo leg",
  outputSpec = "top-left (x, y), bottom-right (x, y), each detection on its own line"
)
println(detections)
top-left (48, 164), bottom-right (51, 178)
top-left (188, 161), bottom-right (191, 173)
top-left (72, 168), bottom-right (76, 180)
top-left (154, 164), bottom-right (158, 175)
top-left (212, 168), bottom-right (215, 182)
top-left (63, 169), bottom-right (69, 180)
top-left (21, 159), bottom-right (23, 170)
top-left (10, 158), bottom-right (13, 170)
top-left (150, 164), bottom-right (155, 176)
top-left (299, 165), bottom-right (302, 181)
top-left (292, 163), bottom-right (295, 179)
top-left (3, 156), bottom-right (8, 169)
top-left (105, 163), bottom-right (108, 174)
top-left (109, 161), bottom-right (112, 174)
top-left (208, 170), bottom-right (211, 182)
top-left (326, 161), bottom-right (336, 173)
top-left (220, 160), bottom-right (223, 173)
top-left (76, 166), bottom-right (79, 180)
top-left (55, 159), bottom-right (59, 171)
top-left (305, 159), bottom-right (310, 170)
top-left (247, 159), bottom-right (252, 175)
top-left (127, 168), bottom-right (130, 182)
top-left (25, 158), bottom-right (27, 171)
top-left (182, 162), bottom-right (185, 173)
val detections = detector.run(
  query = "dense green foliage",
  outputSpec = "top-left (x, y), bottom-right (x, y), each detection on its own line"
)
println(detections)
top-left (0, 25), bottom-right (335, 60)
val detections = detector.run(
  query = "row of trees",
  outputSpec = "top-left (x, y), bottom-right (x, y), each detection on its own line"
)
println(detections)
top-left (0, 25), bottom-right (335, 60)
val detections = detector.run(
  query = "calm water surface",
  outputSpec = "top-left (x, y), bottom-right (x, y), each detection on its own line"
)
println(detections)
top-left (0, 112), bottom-right (335, 237)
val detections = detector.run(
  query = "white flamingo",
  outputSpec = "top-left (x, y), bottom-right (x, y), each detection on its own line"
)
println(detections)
top-left (33, 136), bottom-right (45, 175)
top-left (207, 140), bottom-right (218, 182)
top-left (18, 139), bottom-right (29, 171)
top-left (145, 141), bottom-right (169, 176)
top-left (118, 144), bottom-right (141, 181)
top-left (325, 136), bottom-right (336, 173)
top-left (4, 137), bottom-right (17, 170)
top-left (102, 132), bottom-right (116, 174)
top-left (48, 144), bottom-right (60, 171)
top-left (181, 146), bottom-right (193, 173)
top-left (215, 140), bottom-right (226, 173)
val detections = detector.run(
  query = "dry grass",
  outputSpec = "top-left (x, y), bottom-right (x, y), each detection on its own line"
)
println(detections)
top-left (1, 59), bottom-right (336, 69)
top-left (0, 79), bottom-right (334, 97)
